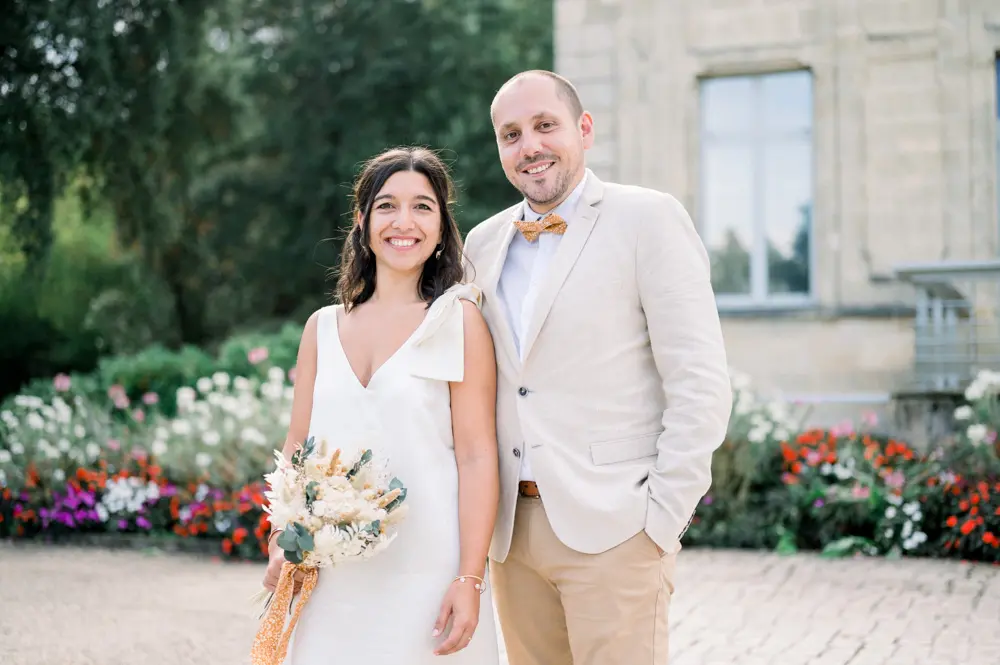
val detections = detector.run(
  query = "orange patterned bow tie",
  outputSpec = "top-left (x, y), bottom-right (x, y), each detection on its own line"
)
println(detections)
top-left (513, 213), bottom-right (567, 242)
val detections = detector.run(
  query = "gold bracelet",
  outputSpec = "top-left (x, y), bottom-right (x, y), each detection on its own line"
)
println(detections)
top-left (454, 574), bottom-right (486, 594)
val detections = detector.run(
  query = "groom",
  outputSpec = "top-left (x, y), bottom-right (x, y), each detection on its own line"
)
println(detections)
top-left (463, 70), bottom-right (733, 664)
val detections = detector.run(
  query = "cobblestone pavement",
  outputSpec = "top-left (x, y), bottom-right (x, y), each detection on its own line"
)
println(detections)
top-left (1, 543), bottom-right (997, 664)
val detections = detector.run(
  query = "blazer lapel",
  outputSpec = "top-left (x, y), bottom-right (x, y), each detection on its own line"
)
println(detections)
top-left (479, 208), bottom-right (521, 371)
top-left (519, 173), bottom-right (605, 361)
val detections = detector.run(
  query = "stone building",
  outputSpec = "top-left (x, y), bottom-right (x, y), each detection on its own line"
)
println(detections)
top-left (555, 0), bottom-right (1000, 419)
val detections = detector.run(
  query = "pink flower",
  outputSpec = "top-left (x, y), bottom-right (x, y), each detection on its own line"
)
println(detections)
top-left (288, 366), bottom-right (297, 384)
top-left (107, 439), bottom-right (120, 451)
top-left (831, 421), bottom-right (855, 438)
top-left (132, 408), bottom-right (145, 423)
top-left (884, 470), bottom-right (905, 489)
top-left (851, 484), bottom-right (871, 499)
top-left (53, 373), bottom-right (71, 392)
top-left (132, 448), bottom-right (147, 461)
top-left (113, 395), bottom-right (130, 410)
top-left (141, 392), bottom-right (159, 406)
top-left (248, 347), bottom-right (269, 365)
top-left (806, 451), bottom-right (822, 466)
top-left (107, 384), bottom-right (125, 399)
top-left (862, 411), bottom-right (878, 427)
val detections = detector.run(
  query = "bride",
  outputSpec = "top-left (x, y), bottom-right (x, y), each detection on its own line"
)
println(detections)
top-left (260, 146), bottom-right (501, 663)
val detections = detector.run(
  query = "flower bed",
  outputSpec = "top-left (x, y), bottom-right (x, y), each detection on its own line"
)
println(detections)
top-left (1, 362), bottom-right (999, 563)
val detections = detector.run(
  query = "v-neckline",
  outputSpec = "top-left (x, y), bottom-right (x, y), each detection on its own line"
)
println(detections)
top-left (332, 304), bottom-right (430, 390)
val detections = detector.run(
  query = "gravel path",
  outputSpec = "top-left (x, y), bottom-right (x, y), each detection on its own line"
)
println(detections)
top-left (1, 543), bottom-right (997, 664)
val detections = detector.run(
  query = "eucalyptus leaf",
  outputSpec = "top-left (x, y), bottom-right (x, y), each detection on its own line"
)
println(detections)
top-left (276, 529), bottom-right (299, 551)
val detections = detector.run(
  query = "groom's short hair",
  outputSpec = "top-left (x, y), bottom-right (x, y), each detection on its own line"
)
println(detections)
top-left (491, 70), bottom-right (585, 123)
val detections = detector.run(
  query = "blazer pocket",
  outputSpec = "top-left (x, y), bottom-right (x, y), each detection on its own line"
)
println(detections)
top-left (590, 432), bottom-right (662, 465)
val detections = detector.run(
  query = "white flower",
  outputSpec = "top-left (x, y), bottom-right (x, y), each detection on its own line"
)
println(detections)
top-left (176, 386), bottom-right (197, 405)
top-left (196, 377), bottom-right (214, 394)
top-left (26, 412), bottom-right (44, 430)
top-left (0, 469), bottom-right (5, 486)
top-left (57, 438), bottom-right (71, 452)
top-left (902, 520), bottom-right (914, 538)
top-left (52, 469), bottom-right (65, 482)
top-left (902, 502), bottom-right (919, 516)
top-left (96, 504), bottom-right (109, 522)
top-left (887, 493), bottom-right (903, 506)
top-left (268, 367), bottom-right (285, 384)
top-left (10, 441), bottom-right (24, 455)
top-left (202, 430), bottom-right (221, 446)
top-left (74, 424), bottom-right (87, 438)
top-left (0, 450), bottom-right (11, 464)
top-left (884, 507), bottom-right (897, 519)
top-left (85, 443), bottom-right (101, 460)
top-left (151, 440), bottom-right (168, 456)
top-left (834, 465), bottom-right (853, 481)
top-left (953, 405), bottom-right (974, 420)
top-left (195, 452), bottom-right (212, 468)
top-left (966, 424), bottom-right (988, 445)
top-left (820, 463), bottom-right (833, 476)
top-left (212, 371), bottom-right (231, 389)
top-left (241, 427), bottom-right (267, 446)
top-left (261, 381), bottom-right (283, 401)
top-left (171, 420), bottom-right (192, 436)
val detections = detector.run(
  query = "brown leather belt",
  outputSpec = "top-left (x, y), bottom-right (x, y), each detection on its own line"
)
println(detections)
top-left (518, 481), bottom-right (540, 498)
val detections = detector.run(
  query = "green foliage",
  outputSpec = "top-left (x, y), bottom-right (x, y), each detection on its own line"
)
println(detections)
top-left (96, 345), bottom-right (216, 414)
top-left (1, 0), bottom-right (554, 399)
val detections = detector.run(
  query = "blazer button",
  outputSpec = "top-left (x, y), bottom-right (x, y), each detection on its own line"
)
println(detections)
top-left (518, 387), bottom-right (528, 396)
top-left (513, 448), bottom-right (521, 458)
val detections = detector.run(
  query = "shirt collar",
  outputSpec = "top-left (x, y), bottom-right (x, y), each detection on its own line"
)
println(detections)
top-left (521, 171), bottom-right (588, 222)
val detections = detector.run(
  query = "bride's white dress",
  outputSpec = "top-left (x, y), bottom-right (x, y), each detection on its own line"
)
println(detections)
top-left (282, 283), bottom-right (500, 664)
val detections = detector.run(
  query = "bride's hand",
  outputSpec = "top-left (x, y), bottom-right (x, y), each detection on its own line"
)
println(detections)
top-left (262, 539), bottom-right (304, 594)
top-left (432, 577), bottom-right (481, 656)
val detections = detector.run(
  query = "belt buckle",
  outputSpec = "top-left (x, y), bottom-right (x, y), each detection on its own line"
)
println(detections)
top-left (518, 481), bottom-right (540, 498)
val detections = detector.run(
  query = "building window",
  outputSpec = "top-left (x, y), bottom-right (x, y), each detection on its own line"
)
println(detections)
top-left (698, 70), bottom-right (814, 305)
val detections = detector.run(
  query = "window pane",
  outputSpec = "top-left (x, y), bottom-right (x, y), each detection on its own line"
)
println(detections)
top-left (762, 70), bottom-right (812, 134)
top-left (701, 76), bottom-right (753, 136)
top-left (702, 141), bottom-right (753, 295)
top-left (764, 140), bottom-right (812, 294)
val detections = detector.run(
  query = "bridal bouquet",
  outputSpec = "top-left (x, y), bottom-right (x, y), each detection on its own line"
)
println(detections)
top-left (250, 436), bottom-right (408, 665)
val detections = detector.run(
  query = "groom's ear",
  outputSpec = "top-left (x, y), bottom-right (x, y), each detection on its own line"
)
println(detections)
top-left (580, 111), bottom-right (595, 150)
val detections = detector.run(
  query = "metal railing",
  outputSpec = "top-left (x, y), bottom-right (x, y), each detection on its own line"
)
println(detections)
top-left (892, 259), bottom-right (1000, 394)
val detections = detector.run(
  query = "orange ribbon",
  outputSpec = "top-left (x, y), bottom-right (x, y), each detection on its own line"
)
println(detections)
top-left (250, 563), bottom-right (319, 665)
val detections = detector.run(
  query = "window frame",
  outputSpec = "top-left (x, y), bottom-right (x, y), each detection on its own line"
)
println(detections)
top-left (696, 69), bottom-right (818, 311)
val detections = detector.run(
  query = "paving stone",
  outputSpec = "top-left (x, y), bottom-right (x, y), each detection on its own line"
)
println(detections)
top-left (0, 543), bottom-right (996, 664)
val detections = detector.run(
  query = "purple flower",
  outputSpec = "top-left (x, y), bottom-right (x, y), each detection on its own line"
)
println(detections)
top-left (813, 499), bottom-right (825, 509)
top-left (137, 516), bottom-right (152, 530)
top-left (702, 495), bottom-right (713, 505)
top-left (117, 519), bottom-right (128, 530)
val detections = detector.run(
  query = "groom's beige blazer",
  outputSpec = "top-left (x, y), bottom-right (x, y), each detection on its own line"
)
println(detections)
top-left (463, 169), bottom-right (733, 563)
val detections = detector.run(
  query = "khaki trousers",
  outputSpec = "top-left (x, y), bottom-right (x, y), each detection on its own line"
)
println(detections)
top-left (492, 496), bottom-right (676, 665)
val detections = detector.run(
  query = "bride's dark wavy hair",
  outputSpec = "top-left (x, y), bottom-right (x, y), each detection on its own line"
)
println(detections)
top-left (334, 147), bottom-right (465, 311)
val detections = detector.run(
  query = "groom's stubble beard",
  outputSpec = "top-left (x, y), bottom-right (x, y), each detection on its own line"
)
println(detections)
top-left (517, 158), bottom-right (577, 209)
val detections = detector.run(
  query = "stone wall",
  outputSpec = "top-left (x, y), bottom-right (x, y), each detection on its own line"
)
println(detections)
top-left (555, 0), bottom-right (1000, 403)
